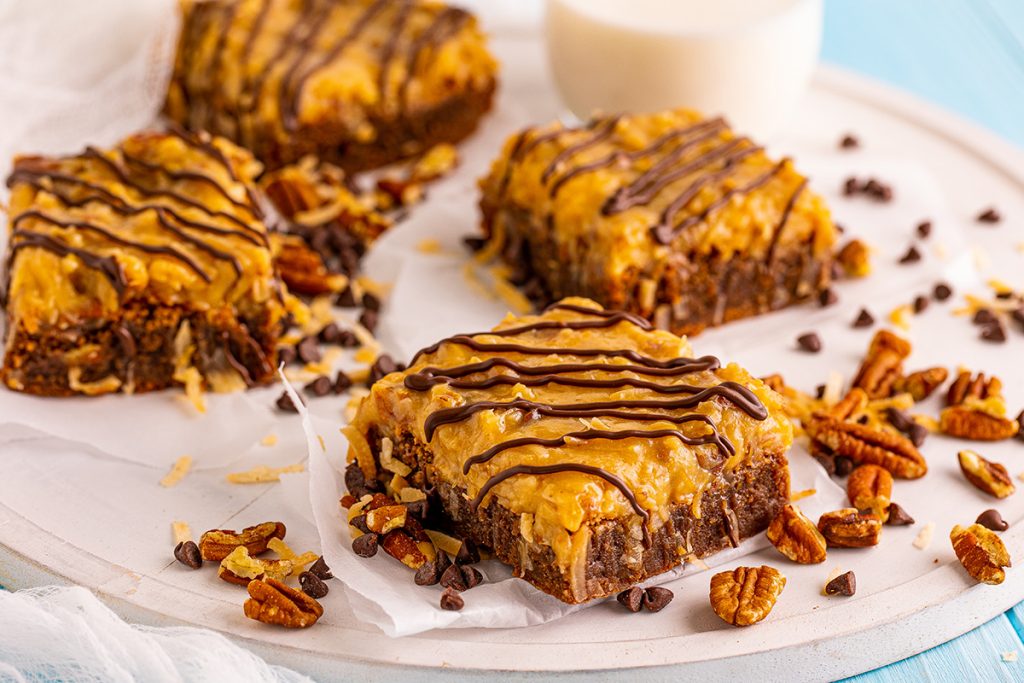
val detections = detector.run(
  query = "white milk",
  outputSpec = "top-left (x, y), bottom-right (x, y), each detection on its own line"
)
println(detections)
top-left (544, 0), bottom-right (822, 139)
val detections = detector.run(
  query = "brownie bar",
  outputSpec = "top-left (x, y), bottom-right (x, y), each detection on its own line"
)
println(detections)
top-left (166, 0), bottom-right (499, 172)
top-left (345, 298), bottom-right (793, 603)
top-left (478, 110), bottom-right (838, 335)
top-left (1, 130), bottom-right (288, 397)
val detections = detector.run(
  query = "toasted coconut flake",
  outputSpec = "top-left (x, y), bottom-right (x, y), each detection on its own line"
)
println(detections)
top-left (226, 463), bottom-right (305, 484)
top-left (160, 456), bottom-right (193, 488)
top-left (171, 520), bottom-right (192, 544)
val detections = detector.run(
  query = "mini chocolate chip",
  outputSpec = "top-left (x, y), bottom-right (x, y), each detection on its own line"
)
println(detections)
top-left (318, 322), bottom-right (341, 344)
top-left (913, 295), bottom-right (929, 314)
top-left (616, 586), bottom-right (644, 612)
top-left (352, 532), bottom-right (379, 557)
top-left (359, 309), bottom-right (379, 334)
top-left (275, 391), bottom-right (302, 413)
top-left (977, 207), bottom-right (1001, 224)
top-left (864, 178), bottom-right (893, 201)
top-left (278, 345), bottom-right (297, 366)
top-left (973, 308), bottom-right (997, 325)
top-left (886, 502), bottom-right (915, 526)
top-left (843, 177), bottom-right (861, 196)
top-left (174, 541), bottom-right (202, 569)
top-left (463, 236), bottom-right (487, 252)
top-left (933, 282), bottom-right (953, 301)
top-left (834, 456), bottom-right (854, 477)
top-left (980, 322), bottom-right (1007, 343)
top-left (886, 408), bottom-right (927, 447)
top-left (296, 336), bottom-right (322, 363)
top-left (308, 556), bottom-right (333, 580)
top-left (304, 375), bottom-right (332, 397)
top-left (839, 134), bottom-right (859, 149)
top-left (830, 261), bottom-right (845, 281)
top-left (368, 354), bottom-right (400, 386)
top-left (350, 514), bottom-right (370, 534)
top-left (818, 288), bottom-right (838, 307)
top-left (344, 461), bottom-right (366, 493)
top-left (834, 223), bottom-right (846, 234)
top-left (898, 245), bottom-right (921, 264)
top-left (333, 371), bottom-right (353, 394)
top-left (797, 332), bottom-right (822, 353)
top-left (299, 571), bottom-right (329, 599)
top-left (916, 220), bottom-right (932, 239)
top-left (441, 564), bottom-right (481, 591)
top-left (362, 292), bottom-right (381, 311)
top-left (336, 329), bottom-right (359, 348)
top-left (642, 587), bottom-right (674, 612)
top-left (852, 308), bottom-right (875, 328)
top-left (976, 509), bottom-right (1009, 532)
top-left (815, 384), bottom-right (826, 399)
top-left (404, 499), bottom-right (429, 520)
top-left (1015, 411), bottom-right (1024, 442)
top-left (463, 566), bottom-right (483, 589)
top-left (415, 561), bottom-right (443, 586)
top-left (336, 287), bottom-right (358, 307)
top-left (455, 539), bottom-right (480, 565)
top-left (825, 571), bottom-right (856, 596)
top-left (440, 587), bottom-right (465, 611)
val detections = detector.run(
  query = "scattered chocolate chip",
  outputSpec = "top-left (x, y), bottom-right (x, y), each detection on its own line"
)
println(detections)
top-left (973, 308), bottom-right (997, 325)
top-left (359, 309), bottom-right (378, 334)
top-left (916, 220), bottom-right (932, 239)
top-left (174, 540), bottom-right (202, 569)
top-left (440, 564), bottom-right (482, 592)
top-left (1012, 308), bottom-right (1024, 333)
top-left (349, 514), bottom-right (370, 534)
top-left (839, 134), bottom-right (859, 150)
top-left (333, 371), bottom-right (353, 394)
top-left (834, 223), bottom-right (846, 234)
top-left (318, 322), bottom-right (341, 345)
top-left (1015, 411), bottom-right (1024, 442)
top-left (796, 332), bottom-right (822, 353)
top-left (825, 571), bottom-right (856, 596)
top-left (830, 261), bottom-right (845, 281)
top-left (980, 322), bottom-right (1007, 343)
top-left (362, 292), bottom-right (381, 311)
top-left (404, 499), bottom-right (429, 520)
top-left (278, 345), bottom-right (297, 366)
top-left (834, 456), bottom-right (854, 477)
top-left (455, 539), bottom-right (480, 565)
top-left (275, 391), bottom-right (302, 413)
top-left (344, 461), bottom-right (367, 494)
top-left (852, 308), bottom-right (875, 328)
top-left (815, 384), bottom-right (826, 399)
top-left (912, 295), bottom-right (929, 314)
top-left (976, 508), bottom-right (1009, 532)
top-left (415, 556), bottom-right (447, 586)
top-left (299, 571), bottom-right (329, 599)
top-left (818, 288), bottom-right (838, 307)
top-left (933, 282), bottom-right (953, 301)
top-left (642, 587), bottom-right (674, 612)
top-left (368, 354), bottom-right (401, 386)
top-left (335, 287), bottom-right (358, 308)
top-left (304, 375), bottom-right (332, 397)
top-left (843, 177), bottom-right (861, 196)
top-left (336, 329), bottom-right (359, 348)
top-left (296, 336), bottom-right (322, 364)
top-left (352, 532), bottom-right (379, 557)
top-left (886, 502), bottom-right (915, 526)
top-left (616, 586), bottom-right (644, 612)
top-left (864, 178), bottom-right (893, 202)
top-left (440, 587), bottom-right (465, 611)
top-left (463, 236), bottom-right (487, 252)
top-left (898, 245), bottom-right (921, 264)
top-left (886, 407), bottom-right (927, 447)
top-left (977, 207), bottom-right (1001, 224)
top-left (308, 557), bottom-right (333, 580)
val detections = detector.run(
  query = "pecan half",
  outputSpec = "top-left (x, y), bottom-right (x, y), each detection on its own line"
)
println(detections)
top-left (818, 508), bottom-right (882, 548)
top-left (852, 331), bottom-right (911, 399)
top-left (947, 371), bottom-right (1001, 406)
top-left (273, 237), bottom-right (339, 296)
top-left (893, 367), bottom-right (948, 402)
top-left (199, 522), bottom-right (286, 562)
top-left (940, 406), bottom-right (1020, 441)
top-left (950, 523), bottom-right (1011, 585)
top-left (766, 504), bottom-right (827, 564)
top-left (958, 450), bottom-right (1015, 498)
top-left (846, 464), bottom-right (893, 520)
top-left (218, 546), bottom-right (293, 586)
top-left (709, 565), bottom-right (786, 627)
top-left (244, 578), bottom-right (324, 628)
top-left (805, 414), bottom-right (927, 479)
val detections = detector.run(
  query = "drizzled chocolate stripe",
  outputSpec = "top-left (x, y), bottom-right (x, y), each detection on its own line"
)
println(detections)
top-left (653, 160), bottom-right (787, 245)
top-left (120, 150), bottom-right (256, 216)
top-left (11, 211), bottom-right (211, 283)
top-left (375, 0), bottom-right (415, 99)
top-left (543, 301), bottom-right (652, 329)
top-left (9, 230), bottom-right (126, 296)
top-left (765, 178), bottom-right (808, 264)
top-left (539, 116), bottom-right (620, 184)
top-left (398, 6), bottom-right (471, 114)
top-left (654, 145), bottom-right (763, 233)
top-left (470, 463), bottom-right (651, 545)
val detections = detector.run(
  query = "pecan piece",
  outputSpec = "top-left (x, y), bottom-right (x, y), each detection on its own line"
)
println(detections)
top-left (244, 578), bottom-right (324, 628)
top-left (805, 414), bottom-right (927, 479)
top-left (218, 546), bottom-right (293, 586)
top-left (940, 406), bottom-right (1019, 441)
top-left (957, 450), bottom-right (1015, 498)
top-left (709, 565), bottom-right (786, 627)
top-left (851, 330), bottom-right (911, 399)
top-left (273, 238), bottom-right (339, 296)
top-left (947, 371), bottom-right (1000, 406)
top-left (828, 388), bottom-right (869, 420)
top-left (846, 464), bottom-right (893, 520)
top-left (893, 367), bottom-right (948, 402)
top-left (199, 522), bottom-right (286, 562)
top-left (766, 504), bottom-right (827, 564)
top-left (381, 529), bottom-right (428, 569)
top-left (836, 239), bottom-right (871, 278)
top-left (818, 508), bottom-right (882, 548)
top-left (365, 505), bottom-right (408, 534)
top-left (950, 523), bottom-right (1011, 585)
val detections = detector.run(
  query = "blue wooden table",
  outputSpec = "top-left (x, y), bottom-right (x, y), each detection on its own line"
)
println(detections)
top-left (825, 1), bottom-right (1023, 680)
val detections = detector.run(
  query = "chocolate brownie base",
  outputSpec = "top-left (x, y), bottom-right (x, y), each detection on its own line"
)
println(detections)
top-left (484, 206), bottom-right (830, 336)
top-left (375, 431), bottom-right (789, 604)
top-left (1, 301), bottom-right (279, 397)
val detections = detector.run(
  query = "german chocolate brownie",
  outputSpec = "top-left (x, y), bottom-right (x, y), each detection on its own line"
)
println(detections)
top-left (477, 110), bottom-right (838, 335)
top-left (1, 130), bottom-right (288, 397)
top-left (346, 298), bottom-right (792, 603)
top-left (166, 0), bottom-right (499, 172)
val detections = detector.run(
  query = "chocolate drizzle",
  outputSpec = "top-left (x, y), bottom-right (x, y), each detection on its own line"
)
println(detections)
top-left (401, 305), bottom-right (770, 548)
top-left (9, 231), bottom-right (126, 296)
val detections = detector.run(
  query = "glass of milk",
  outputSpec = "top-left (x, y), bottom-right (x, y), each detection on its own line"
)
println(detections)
top-left (544, 0), bottom-right (823, 139)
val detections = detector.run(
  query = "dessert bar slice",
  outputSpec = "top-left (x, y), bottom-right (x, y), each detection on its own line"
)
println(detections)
top-left (478, 109), bottom-right (838, 335)
top-left (1, 130), bottom-right (288, 397)
top-left (167, 0), bottom-right (498, 172)
top-left (346, 298), bottom-right (792, 603)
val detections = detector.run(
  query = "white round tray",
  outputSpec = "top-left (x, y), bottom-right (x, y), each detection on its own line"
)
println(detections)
top-left (2, 38), bottom-right (1024, 681)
